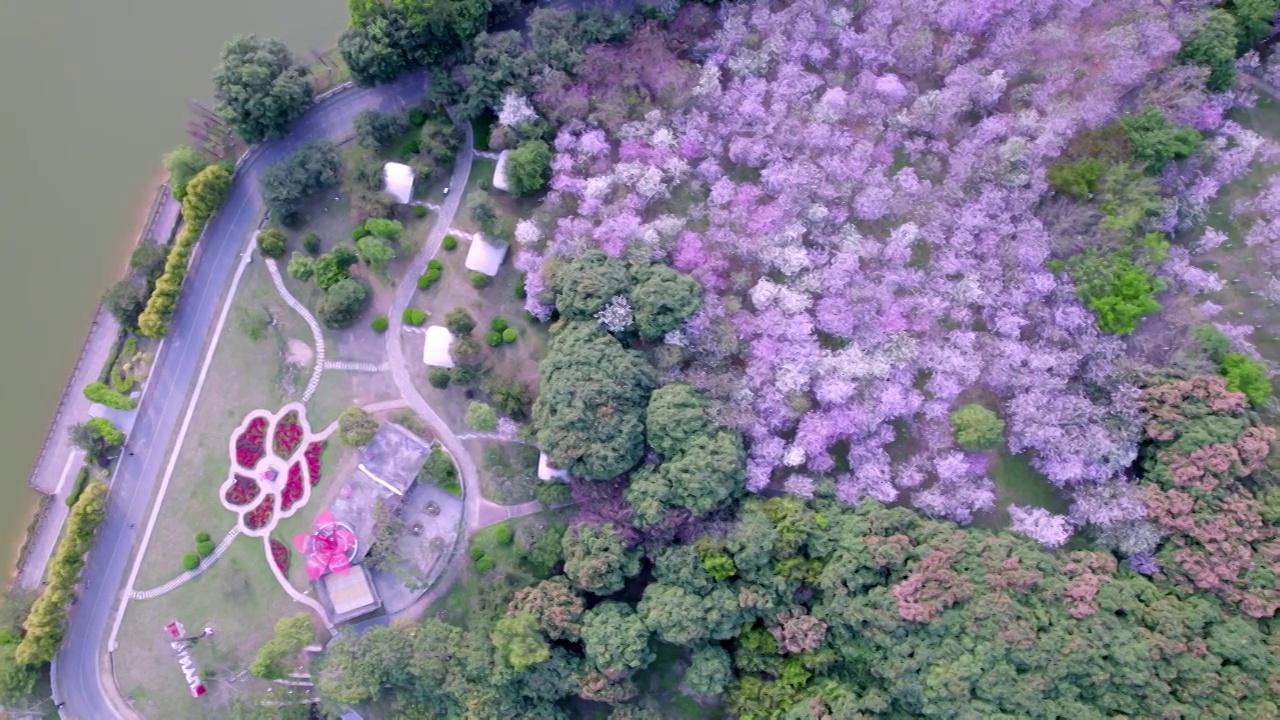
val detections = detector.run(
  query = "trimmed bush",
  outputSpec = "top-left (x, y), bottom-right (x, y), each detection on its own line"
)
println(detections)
top-left (442, 235), bottom-right (458, 251)
top-left (195, 531), bottom-right (211, 543)
top-left (487, 330), bottom-right (503, 346)
top-left (502, 328), bottom-right (518, 344)
top-left (469, 545), bottom-right (487, 560)
top-left (417, 268), bottom-right (442, 289)
top-left (475, 556), bottom-right (495, 572)
top-left (428, 368), bottom-right (452, 388)
top-left (351, 223), bottom-right (368, 241)
top-left (490, 317), bottom-right (509, 332)
top-left (451, 364), bottom-right (480, 385)
top-left (951, 404), bottom-right (1006, 450)
top-left (493, 525), bottom-right (514, 545)
top-left (303, 232), bottom-right (321, 254)
top-left (1223, 353), bottom-right (1272, 405)
top-left (84, 382), bottom-right (137, 410)
top-left (428, 258), bottom-right (443, 271)
top-left (338, 407), bottom-right (379, 446)
top-left (371, 315), bottom-right (389, 333)
top-left (469, 271), bottom-right (492, 289)
top-left (182, 553), bottom-right (200, 571)
top-left (413, 205), bottom-right (428, 218)
top-left (196, 540), bottom-right (216, 558)
top-left (403, 308), bottom-right (427, 326)
top-left (256, 228), bottom-right (288, 259)
top-left (65, 467), bottom-right (91, 507)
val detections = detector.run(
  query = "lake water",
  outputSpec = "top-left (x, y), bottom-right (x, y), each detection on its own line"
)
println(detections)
top-left (0, 0), bottom-right (348, 576)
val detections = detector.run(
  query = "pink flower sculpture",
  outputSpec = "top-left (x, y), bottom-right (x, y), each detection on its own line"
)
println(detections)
top-left (293, 512), bottom-right (357, 580)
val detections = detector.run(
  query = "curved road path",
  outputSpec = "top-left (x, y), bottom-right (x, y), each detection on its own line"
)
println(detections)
top-left (56, 72), bottom-right (428, 720)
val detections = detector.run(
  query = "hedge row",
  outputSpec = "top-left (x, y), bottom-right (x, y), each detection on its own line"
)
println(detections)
top-left (83, 381), bottom-right (136, 410)
top-left (138, 164), bottom-right (234, 338)
top-left (64, 467), bottom-right (91, 507)
top-left (15, 480), bottom-right (109, 665)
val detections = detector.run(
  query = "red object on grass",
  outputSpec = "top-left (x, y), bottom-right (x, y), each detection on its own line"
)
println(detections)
top-left (223, 475), bottom-right (260, 506)
top-left (304, 441), bottom-right (325, 486)
top-left (270, 538), bottom-right (290, 573)
top-left (280, 462), bottom-right (305, 511)
top-left (245, 494), bottom-right (275, 530)
top-left (234, 417), bottom-right (269, 469)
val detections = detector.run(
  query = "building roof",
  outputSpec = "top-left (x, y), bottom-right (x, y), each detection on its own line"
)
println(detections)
top-left (492, 149), bottom-right (510, 192)
top-left (464, 235), bottom-right (509, 277)
top-left (422, 325), bottom-right (455, 367)
top-left (321, 564), bottom-right (382, 623)
top-left (382, 162), bottom-right (415, 204)
top-left (538, 452), bottom-right (569, 481)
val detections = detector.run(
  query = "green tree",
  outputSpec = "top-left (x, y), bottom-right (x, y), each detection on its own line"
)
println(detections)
top-left (83, 381), bottom-right (136, 410)
top-left (318, 278), bottom-right (370, 328)
top-left (460, 31), bottom-right (535, 120)
top-left (256, 227), bottom-right (288, 258)
top-left (1047, 158), bottom-right (1108, 199)
top-left (69, 419), bottom-right (123, 465)
top-left (338, 406), bottom-right (380, 446)
top-left (1118, 109), bottom-right (1202, 171)
top-left (506, 139), bottom-right (552, 197)
top-left (659, 431), bottom-right (745, 516)
top-left (162, 145), bottom-right (210, 201)
top-left (553, 250), bottom-right (632, 320)
top-left (950, 404), bottom-right (1005, 450)
top-left (1179, 10), bottom-right (1239, 92)
top-left (562, 523), bottom-right (641, 595)
top-left (508, 577), bottom-right (585, 641)
top-left (260, 141), bottom-right (342, 226)
top-left (129, 241), bottom-right (171, 279)
top-left (1228, 0), bottom-right (1280, 48)
top-left (1064, 248), bottom-right (1165, 335)
top-left (0, 641), bottom-right (39, 705)
top-left (354, 109), bottom-right (409, 150)
top-left (645, 383), bottom-right (710, 457)
top-left (103, 276), bottom-right (151, 329)
top-left (637, 582), bottom-right (745, 646)
top-left (580, 602), bottom-right (654, 677)
top-left (684, 645), bottom-right (733, 697)
top-left (338, 9), bottom-right (416, 87)
top-left (364, 217), bottom-right (403, 239)
top-left (465, 401), bottom-right (498, 431)
top-left (534, 322), bottom-right (656, 479)
top-left (629, 264), bottom-right (702, 340)
top-left (419, 116), bottom-right (463, 164)
top-left (1222, 352), bottom-right (1272, 405)
top-left (491, 612), bottom-right (551, 671)
top-left (287, 252), bottom-right (315, 281)
top-left (213, 35), bottom-right (314, 143)
top-left (356, 235), bottom-right (396, 276)
top-left (445, 307), bottom-right (477, 335)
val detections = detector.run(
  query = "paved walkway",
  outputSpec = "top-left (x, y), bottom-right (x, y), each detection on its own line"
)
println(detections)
top-left (128, 526), bottom-right (241, 599)
top-left (324, 360), bottom-right (388, 372)
top-left (264, 255), bottom-right (326, 401)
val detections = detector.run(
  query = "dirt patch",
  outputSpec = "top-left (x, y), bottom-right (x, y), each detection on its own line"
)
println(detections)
top-left (286, 337), bottom-right (314, 366)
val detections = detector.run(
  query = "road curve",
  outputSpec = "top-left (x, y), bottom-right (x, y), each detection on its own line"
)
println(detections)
top-left (56, 72), bottom-right (428, 720)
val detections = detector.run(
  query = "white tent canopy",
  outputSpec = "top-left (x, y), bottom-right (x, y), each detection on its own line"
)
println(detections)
top-left (492, 150), bottom-right (511, 192)
top-left (537, 452), bottom-right (569, 482)
top-left (422, 326), bottom-right (455, 368)
top-left (464, 235), bottom-right (509, 277)
top-left (383, 162), bottom-right (415, 204)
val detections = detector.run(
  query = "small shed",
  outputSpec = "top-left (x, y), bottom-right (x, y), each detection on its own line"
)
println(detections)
top-left (492, 149), bottom-right (511, 192)
top-left (464, 235), bottom-right (509, 277)
top-left (319, 564), bottom-right (383, 624)
top-left (422, 325), bottom-right (455, 368)
top-left (382, 162), bottom-right (415, 204)
top-left (537, 452), bottom-right (569, 482)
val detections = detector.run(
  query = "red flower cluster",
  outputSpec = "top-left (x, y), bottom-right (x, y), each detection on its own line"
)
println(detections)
top-left (281, 462), bottom-right (305, 512)
top-left (304, 441), bottom-right (325, 486)
top-left (235, 417), bottom-right (268, 469)
top-left (270, 538), bottom-right (290, 573)
top-left (224, 475), bottom-right (261, 506)
top-left (245, 495), bottom-right (274, 530)
top-left (273, 411), bottom-right (303, 458)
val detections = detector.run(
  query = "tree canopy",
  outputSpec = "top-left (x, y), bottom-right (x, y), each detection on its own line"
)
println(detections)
top-left (213, 35), bottom-right (314, 143)
top-left (505, 139), bottom-right (552, 197)
top-left (260, 141), bottom-right (341, 226)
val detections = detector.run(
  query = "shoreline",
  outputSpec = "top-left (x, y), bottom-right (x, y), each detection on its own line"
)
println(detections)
top-left (6, 170), bottom-right (172, 588)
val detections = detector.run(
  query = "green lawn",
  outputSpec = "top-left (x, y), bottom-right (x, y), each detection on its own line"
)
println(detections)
top-left (980, 451), bottom-right (1068, 528)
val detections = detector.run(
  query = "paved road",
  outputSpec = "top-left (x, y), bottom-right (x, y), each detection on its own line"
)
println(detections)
top-left (56, 72), bottom-right (428, 720)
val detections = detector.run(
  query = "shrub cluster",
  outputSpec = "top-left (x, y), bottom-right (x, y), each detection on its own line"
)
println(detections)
top-left (83, 381), bottom-right (137, 410)
top-left (403, 308), bottom-right (428, 326)
top-left (138, 163), bottom-right (235, 337)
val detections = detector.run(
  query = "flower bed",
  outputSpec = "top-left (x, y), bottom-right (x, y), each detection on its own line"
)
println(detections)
top-left (224, 475), bottom-right (261, 506)
top-left (245, 494), bottom-right (275, 530)
top-left (273, 411), bottom-right (304, 458)
top-left (235, 416), bottom-right (269, 469)
top-left (270, 538), bottom-right (290, 574)
top-left (281, 462), bottom-right (305, 512)
top-left (304, 441), bottom-right (325, 486)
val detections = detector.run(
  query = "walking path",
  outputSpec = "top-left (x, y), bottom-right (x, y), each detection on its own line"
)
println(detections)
top-left (456, 431), bottom-right (532, 444)
top-left (264, 255), bottom-right (326, 402)
top-left (127, 527), bottom-right (241, 599)
top-left (324, 360), bottom-right (388, 372)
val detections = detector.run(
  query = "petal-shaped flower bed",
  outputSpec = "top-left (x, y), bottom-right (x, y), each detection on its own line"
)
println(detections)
top-left (304, 441), bottom-right (325, 486)
top-left (270, 538), bottom-right (290, 574)
top-left (280, 462), bottom-right (305, 512)
top-left (273, 410), bottom-right (304, 459)
top-left (224, 475), bottom-right (261, 506)
top-left (235, 417), bottom-right (269, 469)
top-left (245, 495), bottom-right (274, 531)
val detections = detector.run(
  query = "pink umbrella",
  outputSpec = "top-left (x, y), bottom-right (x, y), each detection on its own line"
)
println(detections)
top-left (293, 511), bottom-right (357, 580)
